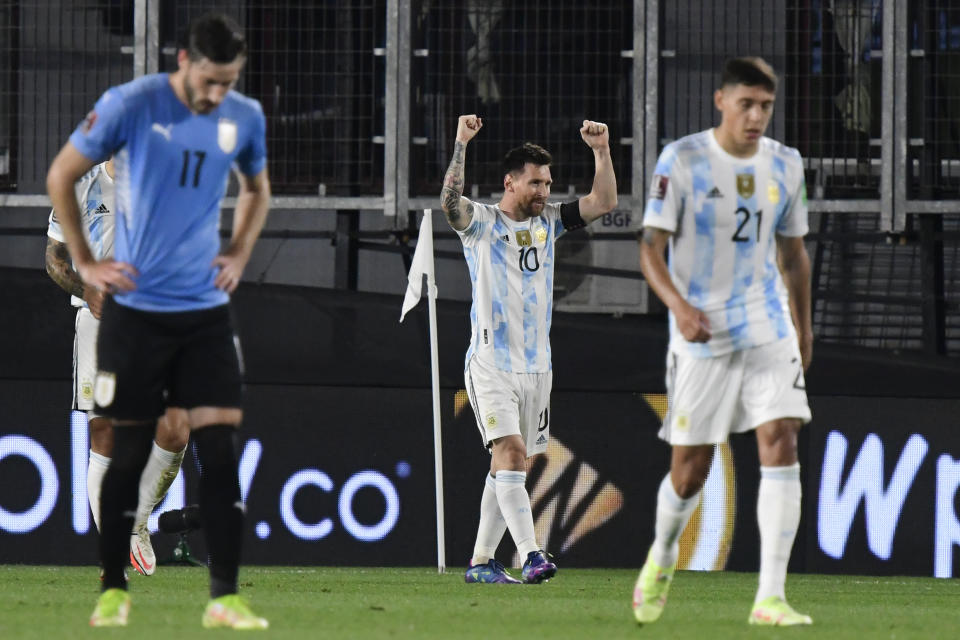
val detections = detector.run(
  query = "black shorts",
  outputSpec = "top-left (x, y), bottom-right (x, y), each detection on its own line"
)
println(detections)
top-left (93, 297), bottom-right (243, 420)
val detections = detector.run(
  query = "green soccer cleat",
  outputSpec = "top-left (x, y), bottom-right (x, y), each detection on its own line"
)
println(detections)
top-left (632, 549), bottom-right (676, 624)
top-left (202, 594), bottom-right (269, 630)
top-left (89, 588), bottom-right (131, 627)
top-left (748, 596), bottom-right (813, 626)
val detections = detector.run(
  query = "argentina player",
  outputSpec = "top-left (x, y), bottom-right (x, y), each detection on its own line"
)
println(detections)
top-left (441, 115), bottom-right (618, 585)
top-left (633, 57), bottom-right (813, 627)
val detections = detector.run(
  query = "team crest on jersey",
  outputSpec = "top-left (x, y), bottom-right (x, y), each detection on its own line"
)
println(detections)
top-left (218, 118), bottom-right (238, 153)
top-left (516, 230), bottom-right (532, 247)
top-left (535, 226), bottom-right (547, 243)
top-left (94, 371), bottom-right (116, 408)
top-left (767, 180), bottom-right (780, 204)
top-left (736, 173), bottom-right (755, 198)
top-left (649, 174), bottom-right (669, 200)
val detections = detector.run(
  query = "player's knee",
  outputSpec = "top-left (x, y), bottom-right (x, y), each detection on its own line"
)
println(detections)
top-left (156, 410), bottom-right (190, 451)
top-left (192, 424), bottom-right (239, 472)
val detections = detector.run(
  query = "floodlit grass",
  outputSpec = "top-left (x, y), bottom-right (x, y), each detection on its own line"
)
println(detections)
top-left (0, 566), bottom-right (954, 639)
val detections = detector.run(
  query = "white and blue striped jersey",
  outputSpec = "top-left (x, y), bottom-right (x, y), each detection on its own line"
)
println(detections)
top-left (46, 162), bottom-right (115, 308)
top-left (642, 129), bottom-right (809, 357)
top-left (456, 200), bottom-right (568, 373)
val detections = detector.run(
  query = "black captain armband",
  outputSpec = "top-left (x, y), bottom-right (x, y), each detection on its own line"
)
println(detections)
top-left (559, 200), bottom-right (586, 231)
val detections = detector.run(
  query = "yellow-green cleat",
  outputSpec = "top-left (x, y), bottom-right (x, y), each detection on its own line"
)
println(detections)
top-left (202, 594), bottom-right (269, 630)
top-left (632, 550), bottom-right (676, 624)
top-left (748, 596), bottom-right (813, 626)
top-left (89, 588), bottom-right (131, 627)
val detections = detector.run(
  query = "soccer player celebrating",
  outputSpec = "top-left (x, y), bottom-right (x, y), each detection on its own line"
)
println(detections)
top-left (47, 13), bottom-right (270, 629)
top-left (45, 157), bottom-right (189, 577)
top-left (633, 57), bottom-right (813, 626)
top-left (441, 115), bottom-right (618, 584)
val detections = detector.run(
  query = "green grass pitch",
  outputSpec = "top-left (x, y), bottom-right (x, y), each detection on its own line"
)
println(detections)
top-left (0, 566), bottom-right (955, 639)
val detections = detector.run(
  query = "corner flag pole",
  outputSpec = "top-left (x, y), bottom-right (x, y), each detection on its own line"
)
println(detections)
top-left (399, 209), bottom-right (446, 573)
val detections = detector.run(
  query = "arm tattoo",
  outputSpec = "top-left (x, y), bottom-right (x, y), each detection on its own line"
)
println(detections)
top-left (641, 227), bottom-right (661, 246)
top-left (440, 141), bottom-right (467, 225)
top-left (45, 238), bottom-right (85, 298)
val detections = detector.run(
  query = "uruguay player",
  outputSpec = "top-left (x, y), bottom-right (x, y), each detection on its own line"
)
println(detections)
top-left (633, 57), bottom-right (813, 626)
top-left (441, 115), bottom-right (618, 585)
top-left (47, 13), bottom-right (270, 629)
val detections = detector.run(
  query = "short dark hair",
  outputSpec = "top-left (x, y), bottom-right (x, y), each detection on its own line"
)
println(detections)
top-left (721, 57), bottom-right (777, 93)
top-left (182, 13), bottom-right (247, 63)
top-left (502, 142), bottom-right (552, 177)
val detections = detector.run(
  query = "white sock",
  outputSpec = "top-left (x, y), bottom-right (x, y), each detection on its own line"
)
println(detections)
top-left (471, 473), bottom-right (506, 565)
top-left (87, 450), bottom-right (111, 533)
top-left (495, 470), bottom-right (539, 559)
top-left (756, 463), bottom-right (801, 603)
top-left (650, 474), bottom-right (701, 568)
top-left (133, 443), bottom-right (186, 532)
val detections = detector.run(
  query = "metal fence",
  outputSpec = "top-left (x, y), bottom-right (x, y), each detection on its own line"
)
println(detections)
top-left (1, 0), bottom-right (959, 352)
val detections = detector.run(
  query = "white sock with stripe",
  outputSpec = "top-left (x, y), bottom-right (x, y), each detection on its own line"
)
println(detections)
top-left (495, 470), bottom-right (539, 559)
top-left (755, 463), bottom-right (801, 603)
top-left (471, 473), bottom-right (506, 565)
top-left (651, 473), bottom-right (700, 568)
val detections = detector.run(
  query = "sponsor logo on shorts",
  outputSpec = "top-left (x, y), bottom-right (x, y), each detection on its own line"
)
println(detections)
top-left (536, 434), bottom-right (547, 445)
top-left (94, 371), bottom-right (116, 408)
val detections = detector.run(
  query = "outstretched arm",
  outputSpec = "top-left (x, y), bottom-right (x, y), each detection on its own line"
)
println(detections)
top-left (440, 114), bottom-right (482, 231)
top-left (576, 120), bottom-right (618, 224)
top-left (638, 226), bottom-right (711, 343)
top-left (776, 234), bottom-right (813, 369)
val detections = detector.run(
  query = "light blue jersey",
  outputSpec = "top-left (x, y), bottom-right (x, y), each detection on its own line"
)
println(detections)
top-left (47, 162), bottom-right (115, 308)
top-left (456, 200), bottom-right (567, 373)
top-left (642, 129), bottom-right (808, 357)
top-left (69, 73), bottom-right (267, 312)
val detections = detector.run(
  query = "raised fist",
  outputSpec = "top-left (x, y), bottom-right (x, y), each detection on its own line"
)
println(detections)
top-left (580, 120), bottom-right (609, 150)
top-left (456, 115), bottom-right (483, 144)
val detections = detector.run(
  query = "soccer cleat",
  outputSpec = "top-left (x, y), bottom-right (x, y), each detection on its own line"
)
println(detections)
top-left (464, 559), bottom-right (522, 584)
top-left (748, 596), bottom-right (813, 626)
top-left (130, 528), bottom-right (156, 576)
top-left (89, 588), bottom-right (131, 627)
top-left (632, 549), bottom-right (676, 624)
top-left (202, 594), bottom-right (269, 630)
top-left (521, 550), bottom-right (557, 584)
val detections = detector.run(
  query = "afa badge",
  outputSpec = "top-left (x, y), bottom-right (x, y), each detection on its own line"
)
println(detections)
top-left (218, 118), bottom-right (238, 153)
top-left (486, 413), bottom-right (498, 429)
top-left (675, 412), bottom-right (690, 432)
top-left (767, 180), bottom-right (780, 204)
top-left (81, 381), bottom-right (94, 402)
top-left (535, 226), bottom-right (547, 243)
top-left (736, 174), bottom-right (755, 198)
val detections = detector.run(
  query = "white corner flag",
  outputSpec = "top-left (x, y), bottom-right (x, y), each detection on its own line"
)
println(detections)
top-left (398, 210), bottom-right (446, 574)
top-left (400, 209), bottom-right (437, 323)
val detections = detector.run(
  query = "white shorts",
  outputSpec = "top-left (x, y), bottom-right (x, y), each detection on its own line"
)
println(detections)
top-left (73, 307), bottom-right (100, 414)
top-left (465, 355), bottom-right (552, 457)
top-left (660, 336), bottom-right (812, 446)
